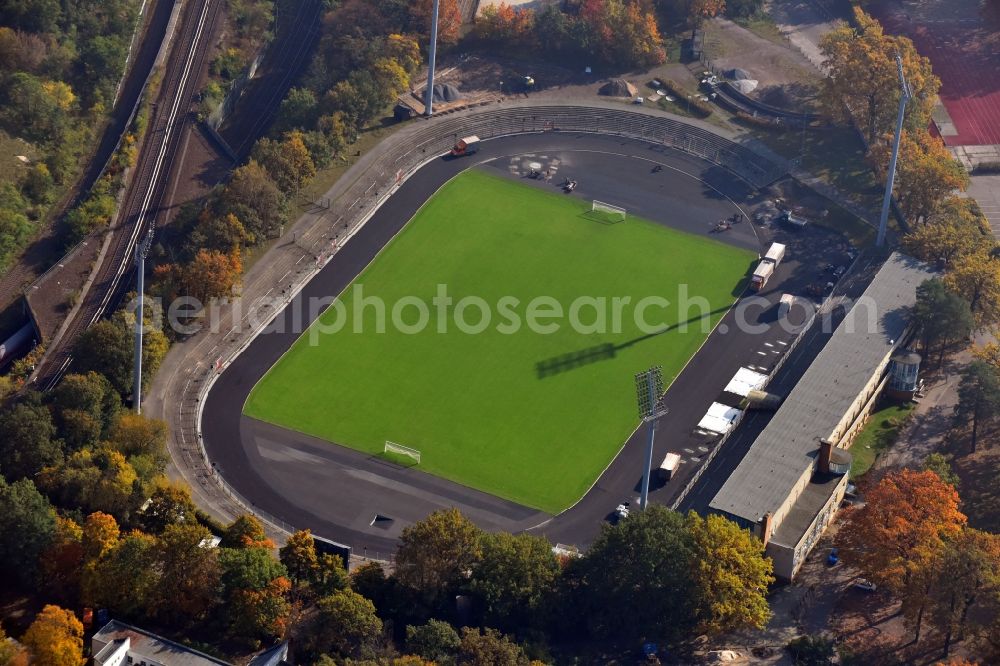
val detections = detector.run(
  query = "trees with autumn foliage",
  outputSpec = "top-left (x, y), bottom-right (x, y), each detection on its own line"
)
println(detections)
top-left (21, 605), bottom-right (85, 666)
top-left (251, 131), bottom-right (316, 195)
top-left (840, 469), bottom-right (966, 593)
top-left (902, 196), bottom-right (993, 266)
top-left (409, 0), bottom-right (462, 45)
top-left (820, 8), bottom-right (940, 145)
top-left (943, 251), bottom-right (1000, 327)
top-left (153, 247), bottom-right (243, 304)
top-left (476, 1), bottom-right (666, 69)
top-left (868, 130), bottom-right (969, 225)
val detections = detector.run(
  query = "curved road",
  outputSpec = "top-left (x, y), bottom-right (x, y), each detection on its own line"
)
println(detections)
top-left (201, 131), bottom-right (787, 553)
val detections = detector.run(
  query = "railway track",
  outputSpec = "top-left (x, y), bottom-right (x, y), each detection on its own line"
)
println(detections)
top-left (36, 0), bottom-right (224, 391)
top-left (220, 0), bottom-right (323, 157)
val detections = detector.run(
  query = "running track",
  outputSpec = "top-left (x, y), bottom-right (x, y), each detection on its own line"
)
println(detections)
top-left (871, 0), bottom-right (1000, 146)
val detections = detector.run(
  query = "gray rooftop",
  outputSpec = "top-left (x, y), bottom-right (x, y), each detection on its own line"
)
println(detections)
top-left (93, 620), bottom-right (231, 666)
top-left (710, 253), bottom-right (934, 524)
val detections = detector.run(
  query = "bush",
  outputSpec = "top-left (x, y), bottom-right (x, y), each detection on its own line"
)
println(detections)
top-left (736, 111), bottom-right (785, 129)
top-left (660, 79), bottom-right (713, 117)
top-left (787, 634), bottom-right (836, 665)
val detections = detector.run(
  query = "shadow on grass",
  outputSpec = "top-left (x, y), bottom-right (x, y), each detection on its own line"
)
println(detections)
top-left (535, 303), bottom-right (734, 378)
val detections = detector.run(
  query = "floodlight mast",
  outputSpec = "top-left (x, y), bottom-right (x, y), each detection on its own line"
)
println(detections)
top-left (424, 0), bottom-right (440, 116)
top-left (131, 229), bottom-right (154, 413)
top-left (876, 54), bottom-right (912, 247)
top-left (635, 367), bottom-right (668, 510)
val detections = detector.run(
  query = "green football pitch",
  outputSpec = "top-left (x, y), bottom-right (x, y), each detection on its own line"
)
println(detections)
top-left (244, 169), bottom-right (754, 513)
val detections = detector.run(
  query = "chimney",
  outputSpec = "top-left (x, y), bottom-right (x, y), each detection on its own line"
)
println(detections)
top-left (759, 512), bottom-right (773, 546)
top-left (819, 438), bottom-right (833, 474)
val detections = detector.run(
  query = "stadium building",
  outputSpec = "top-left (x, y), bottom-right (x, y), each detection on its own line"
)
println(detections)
top-left (709, 253), bottom-right (935, 580)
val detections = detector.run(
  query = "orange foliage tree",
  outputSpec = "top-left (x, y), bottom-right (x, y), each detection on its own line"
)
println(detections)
top-left (21, 605), bottom-right (85, 666)
top-left (840, 469), bottom-right (966, 593)
top-left (410, 0), bottom-right (462, 45)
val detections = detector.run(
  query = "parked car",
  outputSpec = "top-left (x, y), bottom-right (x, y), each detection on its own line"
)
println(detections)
top-left (827, 548), bottom-right (839, 566)
top-left (854, 579), bottom-right (877, 592)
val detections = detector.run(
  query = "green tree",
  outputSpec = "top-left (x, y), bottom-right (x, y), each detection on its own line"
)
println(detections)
top-left (954, 360), bottom-right (1000, 453)
top-left (572, 505), bottom-right (696, 642)
top-left (84, 531), bottom-right (158, 617)
top-left (49, 371), bottom-right (120, 445)
top-left (469, 532), bottom-right (559, 630)
top-left (310, 589), bottom-right (384, 659)
top-left (787, 634), bottom-right (836, 665)
top-left (21, 605), bottom-right (84, 666)
top-left (406, 619), bottom-right (461, 663)
top-left (276, 87), bottom-right (318, 133)
top-left (911, 278), bottom-right (975, 364)
top-left (219, 160), bottom-right (288, 244)
top-left (395, 508), bottom-right (483, 605)
top-left (0, 477), bottom-right (57, 584)
top-left (138, 482), bottom-right (197, 533)
top-left (153, 523), bottom-right (222, 623)
top-left (74, 308), bottom-right (168, 397)
top-left (219, 547), bottom-right (291, 642)
top-left (923, 453), bottom-right (960, 488)
top-left (0, 397), bottom-right (61, 480)
top-left (686, 512), bottom-right (774, 635)
top-left (456, 627), bottom-right (527, 666)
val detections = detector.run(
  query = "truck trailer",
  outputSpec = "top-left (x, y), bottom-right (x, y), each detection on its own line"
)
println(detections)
top-left (751, 242), bottom-right (786, 291)
top-left (659, 453), bottom-right (681, 481)
top-left (450, 135), bottom-right (480, 157)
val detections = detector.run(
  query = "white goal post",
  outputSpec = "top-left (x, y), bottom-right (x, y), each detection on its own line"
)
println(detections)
top-left (384, 441), bottom-right (421, 465)
top-left (592, 200), bottom-right (627, 222)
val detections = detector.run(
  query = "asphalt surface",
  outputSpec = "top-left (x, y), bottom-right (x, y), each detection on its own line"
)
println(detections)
top-left (202, 132), bottom-right (856, 553)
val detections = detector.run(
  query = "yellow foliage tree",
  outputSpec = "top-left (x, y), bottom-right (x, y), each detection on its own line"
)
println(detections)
top-left (943, 251), bottom-right (1000, 326)
top-left (902, 196), bottom-right (993, 265)
top-left (820, 8), bottom-right (939, 144)
top-left (21, 605), bottom-right (85, 666)
top-left (868, 130), bottom-right (969, 224)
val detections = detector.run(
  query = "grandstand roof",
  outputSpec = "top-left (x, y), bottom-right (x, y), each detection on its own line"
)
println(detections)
top-left (709, 253), bottom-right (935, 525)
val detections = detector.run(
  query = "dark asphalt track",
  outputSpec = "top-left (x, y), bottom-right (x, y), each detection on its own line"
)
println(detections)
top-left (202, 132), bottom-right (854, 554)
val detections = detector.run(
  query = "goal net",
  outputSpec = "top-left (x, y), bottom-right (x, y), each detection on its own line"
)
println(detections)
top-left (384, 441), bottom-right (421, 466)
top-left (590, 200), bottom-right (627, 224)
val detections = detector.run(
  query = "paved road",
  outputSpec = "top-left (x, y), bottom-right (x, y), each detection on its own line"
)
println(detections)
top-left (199, 132), bottom-right (859, 552)
top-left (679, 254), bottom-right (884, 514)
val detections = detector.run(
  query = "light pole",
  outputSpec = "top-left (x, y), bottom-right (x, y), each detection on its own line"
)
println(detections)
top-left (876, 54), bottom-right (911, 247)
top-left (131, 229), bottom-right (154, 413)
top-left (635, 366), bottom-right (669, 510)
top-left (423, 0), bottom-right (440, 116)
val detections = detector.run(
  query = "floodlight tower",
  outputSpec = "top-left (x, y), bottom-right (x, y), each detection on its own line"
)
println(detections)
top-left (131, 229), bottom-right (154, 413)
top-left (635, 366), bottom-right (669, 510)
top-left (876, 54), bottom-right (912, 247)
top-left (424, 0), bottom-right (440, 116)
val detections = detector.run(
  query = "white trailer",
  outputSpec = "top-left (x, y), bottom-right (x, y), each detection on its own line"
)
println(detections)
top-left (751, 261), bottom-right (775, 291)
top-left (763, 242), bottom-right (786, 266)
top-left (659, 452), bottom-right (681, 481)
